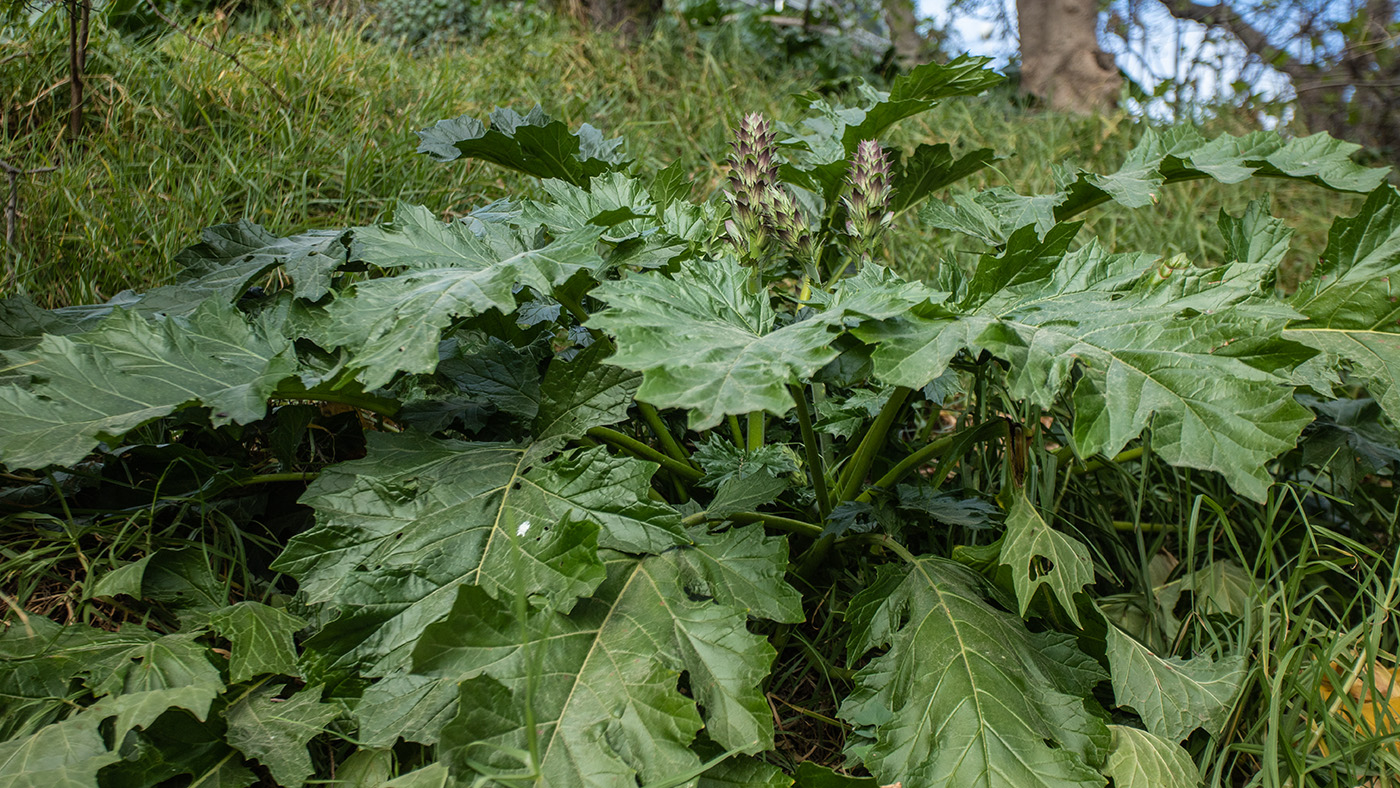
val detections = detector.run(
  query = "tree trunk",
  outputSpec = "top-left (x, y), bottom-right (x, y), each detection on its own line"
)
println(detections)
top-left (883, 0), bottom-right (925, 69)
top-left (1016, 0), bottom-right (1121, 114)
top-left (575, 0), bottom-right (663, 40)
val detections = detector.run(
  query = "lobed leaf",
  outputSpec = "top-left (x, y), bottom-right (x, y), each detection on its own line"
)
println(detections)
top-left (855, 235), bottom-right (1314, 500)
top-left (1104, 624), bottom-right (1245, 743)
top-left (999, 489), bottom-right (1093, 627)
top-left (416, 105), bottom-right (629, 187)
top-left (1100, 725), bottom-right (1199, 788)
top-left (0, 300), bottom-right (294, 469)
top-left (431, 536), bottom-right (787, 787)
top-left (841, 556), bottom-right (1109, 788)
top-left (223, 684), bottom-right (339, 788)
top-left (589, 258), bottom-right (927, 429)
top-left (926, 127), bottom-right (1389, 245)
top-left (208, 602), bottom-right (307, 683)
top-left (1285, 185), bottom-right (1400, 423)
top-left (317, 204), bottom-right (603, 388)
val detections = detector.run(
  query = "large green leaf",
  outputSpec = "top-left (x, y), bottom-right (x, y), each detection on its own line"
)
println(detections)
top-left (208, 602), bottom-right (306, 683)
top-left (924, 127), bottom-right (1387, 245)
top-left (889, 143), bottom-right (998, 217)
top-left (429, 534), bottom-right (787, 787)
top-left (840, 557), bottom-right (1109, 788)
top-left (533, 342), bottom-right (641, 442)
top-left (87, 632), bottom-right (222, 710)
top-left (1104, 624), bottom-right (1245, 743)
top-left (416, 106), bottom-right (629, 187)
top-left (275, 433), bottom-right (685, 685)
top-left (0, 300), bottom-right (295, 469)
top-left (521, 172), bottom-right (657, 242)
top-left (589, 258), bottom-right (926, 430)
top-left (223, 683), bottom-right (339, 788)
top-left (169, 221), bottom-right (348, 303)
top-left (0, 709), bottom-right (121, 788)
top-left (588, 257), bottom-right (839, 429)
top-left (999, 489), bottom-right (1093, 627)
top-left (1099, 725), bottom-right (1199, 788)
top-left (313, 204), bottom-right (603, 389)
top-left (779, 56), bottom-right (1003, 202)
top-left (854, 235), bottom-right (1313, 500)
top-left (1285, 186), bottom-right (1400, 422)
top-left (275, 437), bottom-right (599, 676)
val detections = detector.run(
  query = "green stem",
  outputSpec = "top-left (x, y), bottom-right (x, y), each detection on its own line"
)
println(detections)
top-left (586, 427), bottom-right (704, 483)
top-left (835, 386), bottom-right (912, 502)
top-left (683, 509), bottom-right (823, 539)
top-left (272, 387), bottom-right (399, 419)
top-left (554, 290), bottom-right (591, 325)
top-left (727, 414), bottom-right (744, 448)
top-left (1112, 520), bottom-right (1178, 533)
top-left (1070, 447), bottom-right (1145, 476)
top-left (233, 472), bottom-right (319, 486)
top-left (841, 532), bottom-right (920, 565)
top-left (746, 412), bottom-right (765, 452)
top-left (790, 384), bottom-right (830, 517)
top-left (812, 383), bottom-right (832, 470)
top-left (638, 402), bottom-right (694, 468)
top-left (857, 418), bottom-right (1009, 502)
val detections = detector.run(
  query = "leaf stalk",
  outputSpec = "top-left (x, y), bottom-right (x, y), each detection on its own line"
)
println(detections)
top-left (585, 427), bottom-right (704, 483)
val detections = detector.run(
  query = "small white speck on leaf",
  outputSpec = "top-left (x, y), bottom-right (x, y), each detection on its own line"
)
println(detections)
top-left (517, 520), bottom-right (531, 536)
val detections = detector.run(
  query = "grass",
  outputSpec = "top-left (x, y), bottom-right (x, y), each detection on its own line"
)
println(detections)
top-left (4, 8), bottom-right (1399, 786)
top-left (0, 5), bottom-right (1358, 306)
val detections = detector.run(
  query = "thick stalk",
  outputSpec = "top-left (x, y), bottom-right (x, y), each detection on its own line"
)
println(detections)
top-left (683, 509), bottom-right (822, 539)
top-left (586, 427), bottom-right (704, 483)
top-left (841, 532), bottom-right (920, 565)
top-left (234, 472), bottom-right (319, 486)
top-left (746, 412), bottom-right (765, 452)
top-left (834, 386), bottom-right (912, 503)
top-left (727, 414), bottom-right (744, 448)
top-left (272, 388), bottom-right (401, 419)
top-left (856, 418), bottom-right (1010, 503)
top-left (1067, 447), bottom-right (1145, 476)
top-left (638, 402), bottom-right (694, 468)
top-left (555, 290), bottom-right (592, 325)
top-left (811, 383), bottom-right (832, 469)
top-left (790, 384), bottom-right (830, 517)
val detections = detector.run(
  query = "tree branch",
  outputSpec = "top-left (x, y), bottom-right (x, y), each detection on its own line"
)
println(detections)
top-left (1155, 0), bottom-right (1310, 82)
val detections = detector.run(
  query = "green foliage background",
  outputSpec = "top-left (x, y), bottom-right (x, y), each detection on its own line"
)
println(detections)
top-left (2, 7), bottom-right (1400, 788)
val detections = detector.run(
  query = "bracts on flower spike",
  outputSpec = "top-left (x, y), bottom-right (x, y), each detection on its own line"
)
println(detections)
top-left (723, 113), bottom-right (822, 287)
top-left (842, 139), bottom-right (892, 271)
top-left (724, 112), bottom-right (779, 264)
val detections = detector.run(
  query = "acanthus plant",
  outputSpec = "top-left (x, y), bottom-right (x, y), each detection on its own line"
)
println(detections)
top-left (0, 56), bottom-right (1397, 788)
